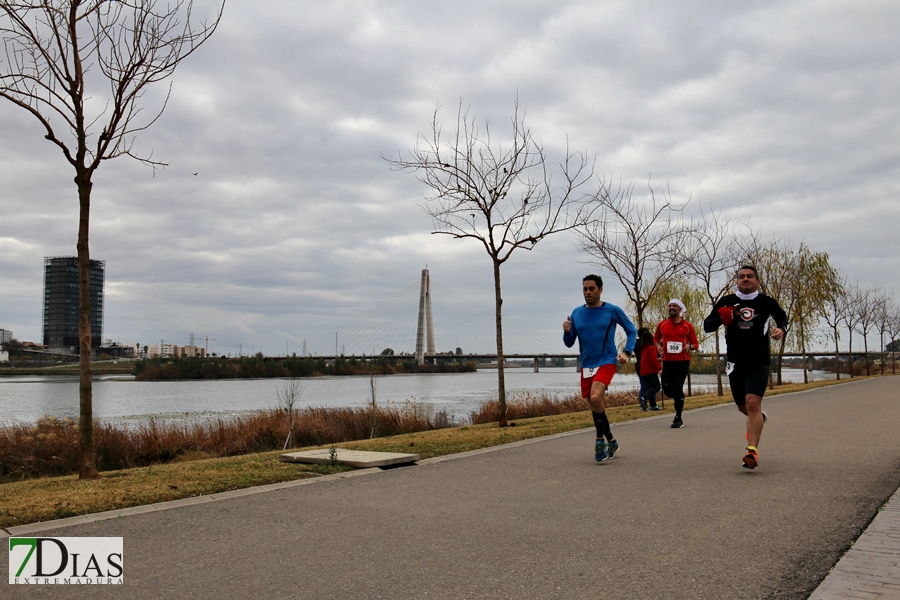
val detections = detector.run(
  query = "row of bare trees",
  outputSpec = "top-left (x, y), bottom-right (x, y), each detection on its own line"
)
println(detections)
top-left (826, 281), bottom-right (898, 378)
top-left (584, 201), bottom-right (898, 389)
top-left (391, 102), bottom-right (898, 426)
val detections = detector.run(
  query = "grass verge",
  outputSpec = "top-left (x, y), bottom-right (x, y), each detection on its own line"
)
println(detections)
top-left (0, 376), bottom-right (874, 530)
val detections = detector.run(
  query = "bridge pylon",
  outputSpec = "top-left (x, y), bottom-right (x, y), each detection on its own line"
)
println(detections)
top-left (415, 269), bottom-right (435, 365)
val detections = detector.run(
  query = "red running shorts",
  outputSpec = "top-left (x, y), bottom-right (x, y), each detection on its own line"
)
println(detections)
top-left (580, 364), bottom-right (617, 398)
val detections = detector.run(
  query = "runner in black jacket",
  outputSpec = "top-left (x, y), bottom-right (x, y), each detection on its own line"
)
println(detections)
top-left (704, 265), bottom-right (788, 470)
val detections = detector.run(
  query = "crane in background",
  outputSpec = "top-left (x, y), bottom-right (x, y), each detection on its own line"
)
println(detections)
top-left (186, 333), bottom-right (216, 356)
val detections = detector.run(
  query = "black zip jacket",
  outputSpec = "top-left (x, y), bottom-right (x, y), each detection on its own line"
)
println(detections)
top-left (703, 293), bottom-right (789, 367)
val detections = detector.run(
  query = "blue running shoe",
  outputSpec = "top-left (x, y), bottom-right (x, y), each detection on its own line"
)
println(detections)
top-left (607, 439), bottom-right (619, 459)
top-left (595, 439), bottom-right (608, 462)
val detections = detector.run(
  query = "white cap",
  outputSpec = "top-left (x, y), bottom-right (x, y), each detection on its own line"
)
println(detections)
top-left (668, 299), bottom-right (687, 316)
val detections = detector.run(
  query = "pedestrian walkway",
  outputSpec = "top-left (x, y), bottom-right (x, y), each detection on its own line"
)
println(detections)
top-left (2, 377), bottom-right (899, 599)
top-left (810, 485), bottom-right (900, 599)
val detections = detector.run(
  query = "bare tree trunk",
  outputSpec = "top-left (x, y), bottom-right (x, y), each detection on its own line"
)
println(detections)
top-left (833, 326), bottom-right (840, 380)
top-left (863, 336), bottom-right (871, 376)
top-left (776, 337), bottom-right (786, 385)
top-left (76, 174), bottom-right (99, 479)
top-left (848, 329), bottom-right (854, 378)
top-left (800, 318), bottom-right (808, 384)
top-left (370, 371), bottom-right (377, 439)
top-left (715, 331), bottom-right (723, 396)
top-left (493, 260), bottom-right (507, 427)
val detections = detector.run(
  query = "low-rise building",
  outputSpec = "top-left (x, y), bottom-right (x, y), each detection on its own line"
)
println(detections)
top-left (172, 345), bottom-right (206, 358)
top-left (131, 342), bottom-right (208, 359)
top-left (144, 343), bottom-right (174, 358)
top-left (98, 341), bottom-right (135, 358)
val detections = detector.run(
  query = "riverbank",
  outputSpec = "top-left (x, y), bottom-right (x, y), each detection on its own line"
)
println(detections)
top-left (0, 376), bottom-right (875, 529)
top-left (0, 362), bottom-right (135, 376)
top-left (134, 355), bottom-right (478, 380)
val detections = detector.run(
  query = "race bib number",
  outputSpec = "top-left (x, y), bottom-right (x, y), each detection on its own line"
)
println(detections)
top-left (582, 367), bottom-right (598, 379)
top-left (666, 341), bottom-right (683, 354)
top-left (725, 361), bottom-right (735, 375)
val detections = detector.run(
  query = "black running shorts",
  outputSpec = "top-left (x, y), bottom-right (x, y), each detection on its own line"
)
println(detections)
top-left (727, 363), bottom-right (770, 405)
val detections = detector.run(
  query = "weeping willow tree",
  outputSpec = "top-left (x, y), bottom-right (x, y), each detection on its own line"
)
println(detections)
top-left (637, 274), bottom-right (709, 396)
top-left (787, 244), bottom-right (841, 383)
top-left (738, 233), bottom-right (839, 385)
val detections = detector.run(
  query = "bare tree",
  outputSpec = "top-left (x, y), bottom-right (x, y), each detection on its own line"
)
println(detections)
top-left (577, 177), bottom-right (691, 329)
top-left (0, 0), bottom-right (224, 478)
top-left (684, 203), bottom-right (739, 395)
top-left (873, 290), bottom-right (895, 374)
top-left (853, 284), bottom-right (881, 376)
top-left (276, 378), bottom-right (305, 450)
top-left (387, 100), bottom-right (597, 426)
top-left (820, 273), bottom-right (848, 380)
top-left (886, 308), bottom-right (900, 375)
top-left (840, 280), bottom-right (865, 378)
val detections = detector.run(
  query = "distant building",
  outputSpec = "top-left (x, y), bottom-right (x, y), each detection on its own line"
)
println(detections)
top-left (42, 257), bottom-right (105, 353)
top-left (0, 329), bottom-right (12, 344)
top-left (98, 341), bottom-right (134, 358)
top-left (145, 343), bottom-right (174, 358)
top-left (172, 345), bottom-right (206, 358)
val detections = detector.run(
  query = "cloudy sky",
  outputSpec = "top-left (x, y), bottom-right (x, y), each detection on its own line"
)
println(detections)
top-left (1, 0), bottom-right (898, 356)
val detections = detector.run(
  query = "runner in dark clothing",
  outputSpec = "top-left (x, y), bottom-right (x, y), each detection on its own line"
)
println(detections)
top-left (703, 266), bottom-right (788, 470)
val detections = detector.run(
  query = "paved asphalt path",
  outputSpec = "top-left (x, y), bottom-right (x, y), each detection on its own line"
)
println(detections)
top-left (5, 377), bottom-right (900, 599)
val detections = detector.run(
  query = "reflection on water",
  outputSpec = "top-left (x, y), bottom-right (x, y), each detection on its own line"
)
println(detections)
top-left (0, 367), bottom-right (836, 426)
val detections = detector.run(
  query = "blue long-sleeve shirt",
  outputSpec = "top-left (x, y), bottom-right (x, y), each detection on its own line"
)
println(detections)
top-left (563, 302), bottom-right (637, 368)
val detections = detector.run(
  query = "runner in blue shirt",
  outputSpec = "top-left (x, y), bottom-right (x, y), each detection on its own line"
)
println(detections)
top-left (563, 274), bottom-right (637, 462)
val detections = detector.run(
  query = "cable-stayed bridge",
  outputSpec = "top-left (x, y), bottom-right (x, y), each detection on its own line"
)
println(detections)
top-left (304, 269), bottom-right (575, 364)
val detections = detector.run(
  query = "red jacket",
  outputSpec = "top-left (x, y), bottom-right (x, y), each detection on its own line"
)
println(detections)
top-left (654, 319), bottom-right (699, 362)
top-left (639, 345), bottom-right (661, 375)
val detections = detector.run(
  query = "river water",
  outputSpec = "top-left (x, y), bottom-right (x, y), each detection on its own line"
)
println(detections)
top-left (0, 368), bottom-right (837, 426)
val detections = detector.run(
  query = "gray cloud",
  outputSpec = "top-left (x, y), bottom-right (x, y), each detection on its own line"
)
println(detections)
top-left (1, 0), bottom-right (898, 355)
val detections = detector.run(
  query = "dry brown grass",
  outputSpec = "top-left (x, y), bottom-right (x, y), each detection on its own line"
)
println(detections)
top-left (469, 389), bottom-right (640, 423)
top-left (0, 404), bottom-right (457, 481)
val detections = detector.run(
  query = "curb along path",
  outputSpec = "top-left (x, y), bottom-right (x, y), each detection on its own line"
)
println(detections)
top-left (810, 485), bottom-right (900, 599)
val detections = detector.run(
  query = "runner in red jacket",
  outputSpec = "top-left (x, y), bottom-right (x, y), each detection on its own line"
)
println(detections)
top-left (653, 299), bottom-right (699, 429)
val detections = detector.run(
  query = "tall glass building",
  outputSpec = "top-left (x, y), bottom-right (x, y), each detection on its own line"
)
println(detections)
top-left (42, 257), bottom-right (105, 352)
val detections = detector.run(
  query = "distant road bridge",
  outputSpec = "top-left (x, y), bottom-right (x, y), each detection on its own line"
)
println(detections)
top-left (302, 268), bottom-right (881, 368)
top-left (273, 351), bottom-right (864, 374)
